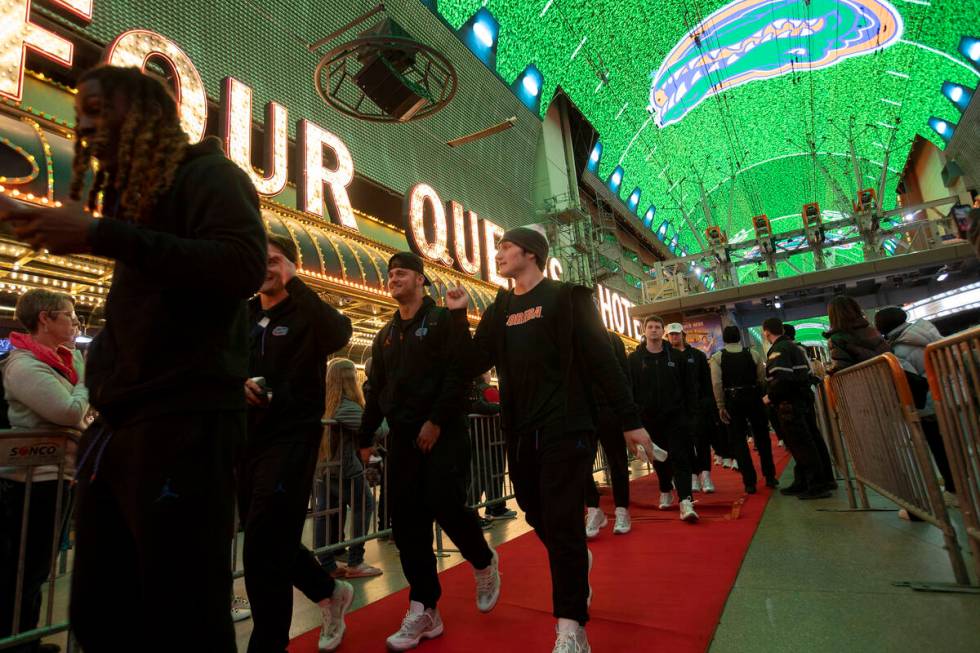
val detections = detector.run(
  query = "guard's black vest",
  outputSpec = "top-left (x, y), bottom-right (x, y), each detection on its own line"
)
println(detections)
top-left (721, 348), bottom-right (758, 390)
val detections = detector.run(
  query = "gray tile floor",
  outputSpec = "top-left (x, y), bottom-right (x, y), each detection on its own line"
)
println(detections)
top-left (709, 468), bottom-right (980, 653)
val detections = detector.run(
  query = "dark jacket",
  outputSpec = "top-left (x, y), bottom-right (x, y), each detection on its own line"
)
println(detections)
top-left (247, 277), bottom-right (352, 444)
top-left (458, 280), bottom-right (640, 437)
top-left (765, 336), bottom-right (813, 404)
top-left (86, 139), bottom-right (267, 426)
top-left (823, 319), bottom-right (890, 372)
top-left (594, 332), bottom-right (631, 413)
top-left (628, 343), bottom-right (697, 423)
top-left (360, 297), bottom-right (469, 447)
top-left (681, 345), bottom-right (714, 411)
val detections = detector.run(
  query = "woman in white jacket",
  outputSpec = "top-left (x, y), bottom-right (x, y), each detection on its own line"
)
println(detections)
top-left (1, 289), bottom-right (87, 652)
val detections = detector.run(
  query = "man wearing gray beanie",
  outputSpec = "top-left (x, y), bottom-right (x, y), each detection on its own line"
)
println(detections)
top-left (447, 225), bottom-right (664, 652)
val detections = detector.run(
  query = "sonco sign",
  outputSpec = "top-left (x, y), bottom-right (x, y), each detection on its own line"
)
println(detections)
top-left (1, 439), bottom-right (65, 466)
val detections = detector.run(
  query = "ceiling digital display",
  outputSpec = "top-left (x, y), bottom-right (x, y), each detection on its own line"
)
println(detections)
top-left (437, 1), bottom-right (977, 277)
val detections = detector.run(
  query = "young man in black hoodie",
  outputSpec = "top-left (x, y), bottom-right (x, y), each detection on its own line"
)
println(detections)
top-left (447, 227), bottom-right (660, 653)
top-left (359, 252), bottom-right (499, 651)
top-left (0, 66), bottom-right (266, 651)
top-left (629, 316), bottom-right (700, 522)
top-left (239, 233), bottom-right (354, 652)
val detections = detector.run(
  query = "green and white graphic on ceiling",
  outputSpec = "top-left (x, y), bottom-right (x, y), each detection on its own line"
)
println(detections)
top-left (436, 0), bottom-right (977, 271)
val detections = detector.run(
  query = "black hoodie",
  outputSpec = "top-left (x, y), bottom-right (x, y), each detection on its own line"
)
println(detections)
top-left (85, 139), bottom-right (267, 426)
top-left (628, 342), bottom-right (697, 423)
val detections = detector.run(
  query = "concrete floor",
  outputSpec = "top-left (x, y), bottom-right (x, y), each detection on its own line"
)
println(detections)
top-left (709, 467), bottom-right (980, 653)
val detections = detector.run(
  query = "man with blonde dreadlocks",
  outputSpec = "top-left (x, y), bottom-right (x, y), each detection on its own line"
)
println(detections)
top-left (0, 65), bottom-right (268, 652)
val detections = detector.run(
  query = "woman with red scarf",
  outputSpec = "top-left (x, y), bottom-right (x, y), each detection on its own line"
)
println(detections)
top-left (1, 289), bottom-right (87, 653)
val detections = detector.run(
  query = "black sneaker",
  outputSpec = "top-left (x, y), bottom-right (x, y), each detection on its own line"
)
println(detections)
top-left (745, 485), bottom-right (757, 494)
top-left (780, 484), bottom-right (808, 496)
top-left (798, 488), bottom-right (833, 500)
top-left (765, 477), bottom-right (779, 488)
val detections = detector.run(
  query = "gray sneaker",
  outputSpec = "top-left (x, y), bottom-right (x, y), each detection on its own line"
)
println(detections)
top-left (552, 625), bottom-right (590, 653)
top-left (474, 547), bottom-right (501, 612)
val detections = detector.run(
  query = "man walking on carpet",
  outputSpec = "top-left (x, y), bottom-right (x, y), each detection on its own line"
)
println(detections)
top-left (360, 252), bottom-right (500, 651)
top-left (448, 227), bottom-right (663, 653)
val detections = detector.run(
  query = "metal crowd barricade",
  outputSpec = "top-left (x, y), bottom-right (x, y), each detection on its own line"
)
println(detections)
top-left (0, 429), bottom-right (79, 652)
top-left (815, 379), bottom-right (861, 509)
top-left (466, 413), bottom-right (512, 512)
top-left (827, 353), bottom-right (971, 587)
top-left (925, 325), bottom-right (980, 583)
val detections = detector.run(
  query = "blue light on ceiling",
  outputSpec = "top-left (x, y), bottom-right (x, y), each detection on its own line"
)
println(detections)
top-left (669, 235), bottom-right (679, 251)
top-left (643, 206), bottom-right (656, 228)
top-left (928, 116), bottom-right (955, 142)
top-left (657, 219), bottom-right (669, 239)
top-left (942, 81), bottom-right (973, 112)
top-left (608, 166), bottom-right (624, 194)
top-left (460, 9), bottom-right (499, 68)
top-left (627, 188), bottom-right (641, 212)
top-left (587, 142), bottom-right (602, 173)
top-left (960, 36), bottom-right (980, 70)
top-left (512, 64), bottom-right (544, 112)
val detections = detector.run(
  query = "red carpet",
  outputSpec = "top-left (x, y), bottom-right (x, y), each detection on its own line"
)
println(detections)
top-left (289, 440), bottom-right (790, 652)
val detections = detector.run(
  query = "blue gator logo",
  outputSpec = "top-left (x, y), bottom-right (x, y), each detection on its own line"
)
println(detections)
top-left (648, 0), bottom-right (904, 128)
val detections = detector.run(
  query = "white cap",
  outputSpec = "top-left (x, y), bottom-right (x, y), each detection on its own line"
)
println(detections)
top-left (665, 323), bottom-right (684, 335)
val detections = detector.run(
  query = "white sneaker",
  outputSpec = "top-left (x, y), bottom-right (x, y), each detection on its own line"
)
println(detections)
top-left (474, 548), bottom-right (500, 613)
top-left (778, 440), bottom-right (785, 448)
top-left (722, 458), bottom-right (733, 468)
top-left (658, 491), bottom-right (675, 510)
top-left (700, 471), bottom-right (716, 494)
top-left (714, 454), bottom-right (723, 466)
top-left (651, 443), bottom-right (669, 462)
top-left (585, 507), bottom-right (607, 539)
top-left (691, 474), bottom-right (702, 493)
top-left (386, 601), bottom-right (444, 651)
top-left (679, 499), bottom-right (699, 523)
top-left (318, 580), bottom-right (354, 652)
top-left (732, 459), bottom-right (739, 470)
top-left (612, 507), bottom-right (631, 535)
top-left (553, 625), bottom-right (591, 653)
top-left (231, 595), bottom-right (251, 623)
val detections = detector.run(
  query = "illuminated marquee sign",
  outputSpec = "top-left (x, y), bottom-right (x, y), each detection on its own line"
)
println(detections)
top-left (0, 2), bottom-right (521, 288)
top-left (596, 283), bottom-right (643, 340)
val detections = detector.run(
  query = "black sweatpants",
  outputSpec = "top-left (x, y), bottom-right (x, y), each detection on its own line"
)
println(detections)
top-left (388, 421), bottom-right (492, 609)
top-left (805, 401), bottom-right (836, 484)
top-left (775, 400), bottom-right (825, 489)
top-left (0, 480), bottom-right (68, 653)
top-left (238, 434), bottom-right (335, 653)
top-left (508, 429), bottom-right (593, 624)
top-left (71, 413), bottom-right (242, 653)
top-left (585, 412), bottom-right (629, 509)
top-left (691, 408), bottom-right (721, 475)
top-left (726, 395), bottom-right (777, 486)
top-left (647, 415), bottom-right (694, 500)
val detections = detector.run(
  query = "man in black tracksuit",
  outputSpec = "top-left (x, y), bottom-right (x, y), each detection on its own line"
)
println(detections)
top-left (2, 68), bottom-right (267, 651)
top-left (630, 317), bottom-right (700, 521)
top-left (761, 318), bottom-right (833, 500)
top-left (359, 252), bottom-right (497, 652)
top-left (448, 228), bottom-right (657, 652)
top-left (665, 324), bottom-right (719, 493)
top-left (239, 233), bottom-right (354, 652)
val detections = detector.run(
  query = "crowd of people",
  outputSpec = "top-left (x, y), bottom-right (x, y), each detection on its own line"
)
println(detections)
top-left (0, 64), bottom-right (969, 653)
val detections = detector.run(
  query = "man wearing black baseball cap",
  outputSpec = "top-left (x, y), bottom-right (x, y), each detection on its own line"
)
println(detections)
top-left (447, 227), bottom-right (661, 652)
top-left (359, 252), bottom-right (499, 651)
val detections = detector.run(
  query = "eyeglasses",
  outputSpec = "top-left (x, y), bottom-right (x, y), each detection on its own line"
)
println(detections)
top-left (48, 310), bottom-right (80, 327)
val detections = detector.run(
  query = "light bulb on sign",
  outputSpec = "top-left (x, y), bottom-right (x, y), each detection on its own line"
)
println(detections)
top-left (448, 201), bottom-right (481, 275)
top-left (105, 30), bottom-right (208, 143)
top-left (297, 119), bottom-right (357, 230)
top-left (1, 0), bottom-right (75, 102)
top-left (405, 184), bottom-right (450, 264)
top-left (222, 78), bottom-right (289, 196)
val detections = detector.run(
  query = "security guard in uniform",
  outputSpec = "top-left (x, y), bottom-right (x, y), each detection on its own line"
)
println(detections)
top-left (761, 318), bottom-right (834, 500)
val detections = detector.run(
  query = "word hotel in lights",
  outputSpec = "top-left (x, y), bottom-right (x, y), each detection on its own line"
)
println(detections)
top-left (1, 0), bottom-right (511, 288)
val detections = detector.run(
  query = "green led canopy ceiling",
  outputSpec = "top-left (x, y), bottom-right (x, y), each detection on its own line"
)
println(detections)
top-left (436, 0), bottom-right (978, 277)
